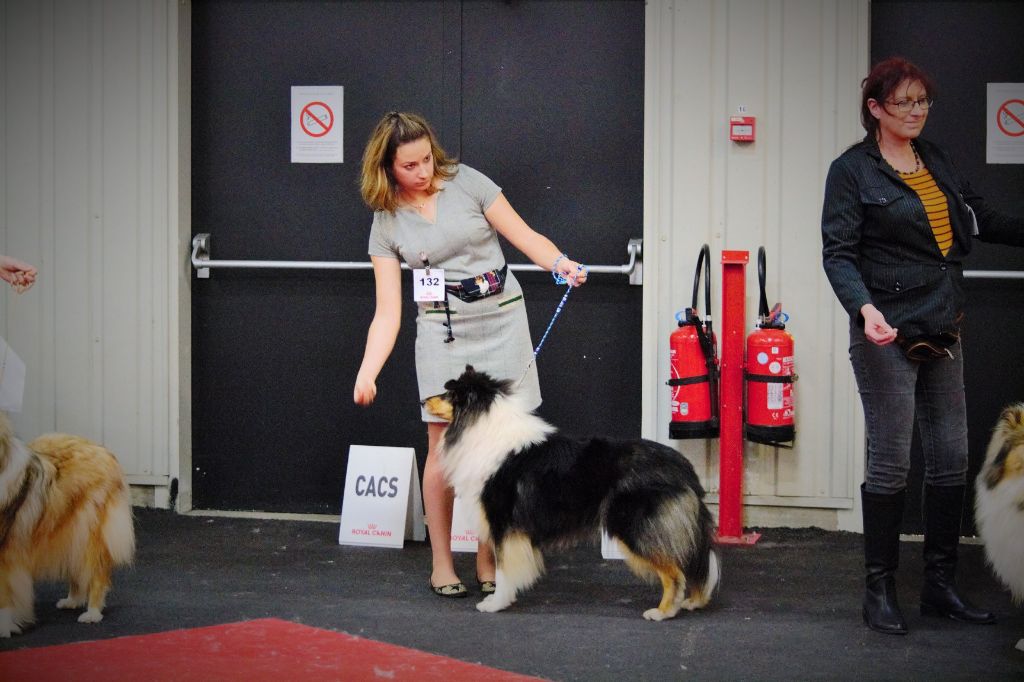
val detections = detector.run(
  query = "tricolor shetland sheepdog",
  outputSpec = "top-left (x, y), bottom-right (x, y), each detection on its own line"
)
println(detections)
top-left (0, 413), bottom-right (135, 637)
top-left (423, 366), bottom-right (719, 621)
top-left (975, 403), bottom-right (1024, 606)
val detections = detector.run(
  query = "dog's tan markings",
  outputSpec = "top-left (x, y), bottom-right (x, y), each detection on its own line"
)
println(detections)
top-left (680, 576), bottom-right (715, 611)
top-left (618, 545), bottom-right (686, 621)
top-left (478, 532), bottom-right (545, 614)
top-left (985, 409), bottom-right (1024, 489)
top-left (423, 396), bottom-right (453, 422)
top-left (654, 564), bottom-right (682, 612)
top-left (0, 456), bottom-right (40, 550)
top-left (1003, 447), bottom-right (1024, 480)
top-left (1004, 404), bottom-right (1024, 431)
top-left (41, 472), bottom-right (93, 540)
top-left (495, 532), bottom-right (544, 587)
top-left (78, 490), bottom-right (118, 616)
top-left (984, 443), bottom-right (1010, 490)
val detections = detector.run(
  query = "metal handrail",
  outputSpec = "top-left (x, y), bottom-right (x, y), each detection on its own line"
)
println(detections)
top-left (963, 270), bottom-right (1024, 280)
top-left (191, 233), bottom-right (644, 285)
top-left (189, 233), bottom-right (1017, 286)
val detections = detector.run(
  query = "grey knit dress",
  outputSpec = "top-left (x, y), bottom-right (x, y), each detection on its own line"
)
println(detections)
top-left (368, 164), bottom-right (542, 422)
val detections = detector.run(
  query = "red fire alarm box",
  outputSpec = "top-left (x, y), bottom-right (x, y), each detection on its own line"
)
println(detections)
top-left (729, 116), bottom-right (756, 142)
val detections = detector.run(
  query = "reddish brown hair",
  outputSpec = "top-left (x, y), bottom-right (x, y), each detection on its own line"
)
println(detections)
top-left (860, 57), bottom-right (936, 138)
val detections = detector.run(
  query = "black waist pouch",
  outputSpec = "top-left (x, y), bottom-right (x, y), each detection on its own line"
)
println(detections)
top-left (446, 264), bottom-right (507, 303)
top-left (896, 330), bottom-right (959, 362)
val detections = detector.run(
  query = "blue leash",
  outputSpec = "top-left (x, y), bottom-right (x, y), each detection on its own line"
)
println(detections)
top-left (517, 264), bottom-right (585, 386)
top-left (533, 284), bottom-right (574, 354)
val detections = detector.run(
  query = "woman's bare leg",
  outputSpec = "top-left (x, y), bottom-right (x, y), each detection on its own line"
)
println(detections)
top-left (424, 422), bottom-right (459, 586)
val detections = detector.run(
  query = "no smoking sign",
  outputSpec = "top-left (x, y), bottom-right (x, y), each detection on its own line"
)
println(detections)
top-left (300, 101), bottom-right (334, 138)
top-left (291, 86), bottom-right (344, 163)
top-left (996, 98), bottom-right (1024, 138)
top-left (987, 84), bottom-right (1024, 165)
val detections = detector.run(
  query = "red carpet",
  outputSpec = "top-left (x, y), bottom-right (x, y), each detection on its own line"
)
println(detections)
top-left (0, 618), bottom-right (543, 681)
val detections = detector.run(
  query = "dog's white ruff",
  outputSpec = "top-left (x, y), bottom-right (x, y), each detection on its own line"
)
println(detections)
top-left (439, 391), bottom-right (554, 506)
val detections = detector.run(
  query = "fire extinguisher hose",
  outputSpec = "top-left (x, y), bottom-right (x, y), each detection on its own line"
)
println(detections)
top-left (756, 246), bottom-right (787, 328)
top-left (691, 244), bottom-right (719, 420)
top-left (757, 246), bottom-right (770, 321)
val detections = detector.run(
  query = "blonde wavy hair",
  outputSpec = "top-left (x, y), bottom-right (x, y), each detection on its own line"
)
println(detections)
top-left (359, 112), bottom-right (458, 213)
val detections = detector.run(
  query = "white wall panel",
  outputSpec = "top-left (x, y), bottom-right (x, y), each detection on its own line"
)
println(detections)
top-left (1, 0), bottom-right (180, 493)
top-left (642, 0), bottom-right (869, 527)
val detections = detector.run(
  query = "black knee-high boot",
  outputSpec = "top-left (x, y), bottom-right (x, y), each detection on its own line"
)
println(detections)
top-left (919, 484), bottom-right (996, 624)
top-left (861, 484), bottom-right (908, 635)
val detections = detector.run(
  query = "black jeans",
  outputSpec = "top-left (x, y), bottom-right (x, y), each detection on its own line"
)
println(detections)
top-left (849, 319), bottom-right (969, 494)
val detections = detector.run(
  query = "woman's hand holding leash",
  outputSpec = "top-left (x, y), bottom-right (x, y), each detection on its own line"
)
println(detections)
top-left (551, 254), bottom-right (588, 287)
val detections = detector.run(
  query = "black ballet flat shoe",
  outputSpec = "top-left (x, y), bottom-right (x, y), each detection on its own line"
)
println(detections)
top-left (477, 577), bottom-right (496, 594)
top-left (430, 580), bottom-right (468, 598)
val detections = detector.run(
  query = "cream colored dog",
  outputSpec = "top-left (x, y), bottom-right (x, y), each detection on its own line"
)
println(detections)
top-left (975, 403), bottom-right (1024, 607)
top-left (0, 414), bottom-right (134, 636)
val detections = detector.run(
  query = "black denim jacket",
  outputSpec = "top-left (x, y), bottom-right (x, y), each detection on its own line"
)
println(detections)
top-left (821, 136), bottom-right (1024, 338)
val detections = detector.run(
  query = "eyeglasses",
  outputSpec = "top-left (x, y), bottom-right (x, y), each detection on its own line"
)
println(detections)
top-left (885, 97), bottom-right (933, 115)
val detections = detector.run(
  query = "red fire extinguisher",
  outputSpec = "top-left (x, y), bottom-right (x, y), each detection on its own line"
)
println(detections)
top-left (668, 244), bottom-right (719, 439)
top-left (744, 247), bottom-right (796, 446)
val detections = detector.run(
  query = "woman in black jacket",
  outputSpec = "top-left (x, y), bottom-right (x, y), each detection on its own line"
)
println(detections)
top-left (821, 57), bottom-right (1024, 635)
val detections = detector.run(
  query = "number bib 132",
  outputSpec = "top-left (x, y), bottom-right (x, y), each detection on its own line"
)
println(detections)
top-left (413, 268), bottom-right (445, 302)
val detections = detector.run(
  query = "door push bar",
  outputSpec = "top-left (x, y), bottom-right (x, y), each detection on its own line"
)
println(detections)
top-left (963, 270), bottom-right (1024, 280)
top-left (191, 233), bottom-right (645, 285)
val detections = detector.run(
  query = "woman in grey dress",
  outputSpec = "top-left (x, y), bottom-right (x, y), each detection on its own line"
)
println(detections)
top-left (353, 112), bottom-right (586, 598)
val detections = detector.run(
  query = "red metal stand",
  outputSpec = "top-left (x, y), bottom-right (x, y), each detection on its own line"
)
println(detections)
top-left (717, 250), bottom-right (760, 545)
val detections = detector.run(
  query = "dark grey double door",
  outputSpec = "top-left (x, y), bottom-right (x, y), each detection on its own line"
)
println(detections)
top-left (191, 1), bottom-right (644, 512)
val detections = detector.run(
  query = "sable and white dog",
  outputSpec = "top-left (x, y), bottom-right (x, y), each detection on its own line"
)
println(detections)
top-left (423, 365), bottom-right (719, 621)
top-left (0, 413), bottom-right (134, 637)
top-left (975, 403), bottom-right (1024, 606)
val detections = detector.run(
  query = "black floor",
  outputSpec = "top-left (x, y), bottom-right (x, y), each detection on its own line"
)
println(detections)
top-left (1, 508), bottom-right (1021, 680)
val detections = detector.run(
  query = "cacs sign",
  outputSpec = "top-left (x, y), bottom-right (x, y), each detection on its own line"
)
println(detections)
top-left (353, 475), bottom-right (399, 498)
top-left (338, 445), bottom-right (424, 548)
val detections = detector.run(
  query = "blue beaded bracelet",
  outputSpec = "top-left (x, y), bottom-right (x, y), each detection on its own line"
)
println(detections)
top-left (552, 254), bottom-right (568, 284)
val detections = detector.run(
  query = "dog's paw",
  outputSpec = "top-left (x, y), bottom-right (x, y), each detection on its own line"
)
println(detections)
top-left (0, 610), bottom-right (19, 637)
top-left (643, 607), bottom-right (672, 621)
top-left (679, 598), bottom-right (704, 612)
top-left (77, 608), bottom-right (104, 624)
top-left (476, 594), bottom-right (511, 613)
top-left (56, 597), bottom-right (83, 610)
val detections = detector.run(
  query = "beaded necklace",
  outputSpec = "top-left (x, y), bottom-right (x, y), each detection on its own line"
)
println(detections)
top-left (894, 141), bottom-right (921, 176)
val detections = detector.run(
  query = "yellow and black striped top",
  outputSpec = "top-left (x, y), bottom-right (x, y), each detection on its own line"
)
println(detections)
top-left (901, 167), bottom-right (952, 256)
